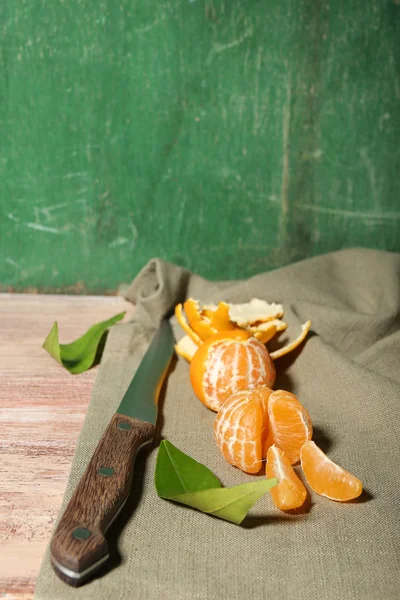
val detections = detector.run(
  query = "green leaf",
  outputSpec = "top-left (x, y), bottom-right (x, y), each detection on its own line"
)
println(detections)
top-left (42, 312), bottom-right (125, 374)
top-left (155, 441), bottom-right (278, 525)
top-left (173, 480), bottom-right (279, 525)
top-left (155, 439), bottom-right (221, 496)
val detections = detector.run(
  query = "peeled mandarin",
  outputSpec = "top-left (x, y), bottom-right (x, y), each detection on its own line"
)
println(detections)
top-left (190, 330), bottom-right (276, 412)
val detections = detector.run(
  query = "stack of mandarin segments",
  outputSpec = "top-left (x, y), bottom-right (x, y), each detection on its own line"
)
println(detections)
top-left (175, 299), bottom-right (363, 511)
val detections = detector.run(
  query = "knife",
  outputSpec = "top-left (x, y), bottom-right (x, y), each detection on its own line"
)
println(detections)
top-left (50, 319), bottom-right (175, 586)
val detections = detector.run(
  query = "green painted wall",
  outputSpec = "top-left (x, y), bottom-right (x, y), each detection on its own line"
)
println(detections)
top-left (1, 0), bottom-right (399, 292)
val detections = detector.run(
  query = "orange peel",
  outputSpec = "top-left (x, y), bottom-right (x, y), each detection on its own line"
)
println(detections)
top-left (176, 299), bottom-right (236, 349)
top-left (270, 320), bottom-right (311, 360)
top-left (249, 319), bottom-right (288, 333)
top-left (252, 322), bottom-right (278, 344)
top-left (189, 319), bottom-right (218, 341)
top-left (183, 299), bottom-right (218, 341)
top-left (210, 301), bottom-right (235, 332)
top-left (201, 308), bottom-right (215, 320)
top-left (174, 304), bottom-right (202, 346)
top-left (174, 335), bottom-right (199, 362)
top-left (183, 298), bottom-right (203, 323)
top-left (174, 298), bottom-right (311, 364)
top-left (227, 299), bottom-right (284, 326)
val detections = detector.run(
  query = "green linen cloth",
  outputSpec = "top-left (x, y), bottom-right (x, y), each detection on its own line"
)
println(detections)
top-left (34, 249), bottom-right (400, 600)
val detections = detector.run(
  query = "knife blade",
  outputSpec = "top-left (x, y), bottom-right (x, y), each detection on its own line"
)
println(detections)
top-left (50, 319), bottom-right (175, 586)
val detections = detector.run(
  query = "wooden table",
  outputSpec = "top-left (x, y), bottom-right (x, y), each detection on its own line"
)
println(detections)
top-left (0, 294), bottom-right (133, 599)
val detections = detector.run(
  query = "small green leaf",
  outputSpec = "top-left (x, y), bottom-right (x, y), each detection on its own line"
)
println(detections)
top-left (155, 441), bottom-right (278, 525)
top-left (173, 479), bottom-right (279, 525)
top-left (43, 322), bottom-right (62, 364)
top-left (155, 440), bottom-right (221, 496)
top-left (42, 312), bottom-right (125, 374)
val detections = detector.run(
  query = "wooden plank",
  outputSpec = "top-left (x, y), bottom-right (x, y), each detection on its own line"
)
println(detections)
top-left (0, 293), bottom-right (134, 599)
top-left (1, 0), bottom-right (399, 292)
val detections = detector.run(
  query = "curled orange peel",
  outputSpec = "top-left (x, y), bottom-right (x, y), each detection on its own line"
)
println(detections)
top-left (183, 299), bottom-right (202, 323)
top-left (210, 301), bottom-right (235, 332)
top-left (252, 323), bottom-right (278, 344)
top-left (249, 319), bottom-right (288, 332)
top-left (174, 335), bottom-right (199, 363)
top-left (270, 320), bottom-right (312, 360)
top-left (183, 299), bottom-right (218, 341)
top-left (174, 304), bottom-right (202, 346)
top-left (201, 308), bottom-right (215, 320)
top-left (227, 299), bottom-right (284, 326)
top-left (191, 320), bottom-right (218, 341)
top-left (174, 298), bottom-right (311, 364)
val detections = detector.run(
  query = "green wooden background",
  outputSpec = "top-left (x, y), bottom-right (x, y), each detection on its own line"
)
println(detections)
top-left (1, 0), bottom-right (399, 293)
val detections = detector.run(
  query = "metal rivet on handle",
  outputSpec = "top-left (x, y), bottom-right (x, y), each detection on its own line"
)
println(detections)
top-left (72, 527), bottom-right (91, 540)
top-left (98, 466), bottom-right (115, 477)
top-left (117, 422), bottom-right (132, 431)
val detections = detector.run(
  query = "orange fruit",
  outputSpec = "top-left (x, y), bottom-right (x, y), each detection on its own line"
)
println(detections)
top-left (300, 441), bottom-right (363, 501)
top-left (266, 390), bottom-right (312, 464)
top-left (214, 386), bottom-right (272, 474)
top-left (190, 330), bottom-right (276, 412)
top-left (266, 445), bottom-right (307, 510)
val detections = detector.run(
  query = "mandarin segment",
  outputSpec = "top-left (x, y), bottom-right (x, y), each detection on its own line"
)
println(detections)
top-left (300, 441), bottom-right (363, 502)
top-left (267, 390), bottom-right (313, 464)
top-left (266, 445), bottom-right (307, 510)
top-left (214, 387), bottom-right (273, 474)
top-left (190, 331), bottom-right (276, 412)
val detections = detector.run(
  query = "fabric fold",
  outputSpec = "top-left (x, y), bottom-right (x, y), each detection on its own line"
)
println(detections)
top-left (124, 258), bottom-right (191, 327)
top-left (34, 249), bottom-right (400, 600)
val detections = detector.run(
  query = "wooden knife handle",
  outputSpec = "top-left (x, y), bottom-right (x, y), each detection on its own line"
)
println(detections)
top-left (50, 413), bottom-right (155, 586)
